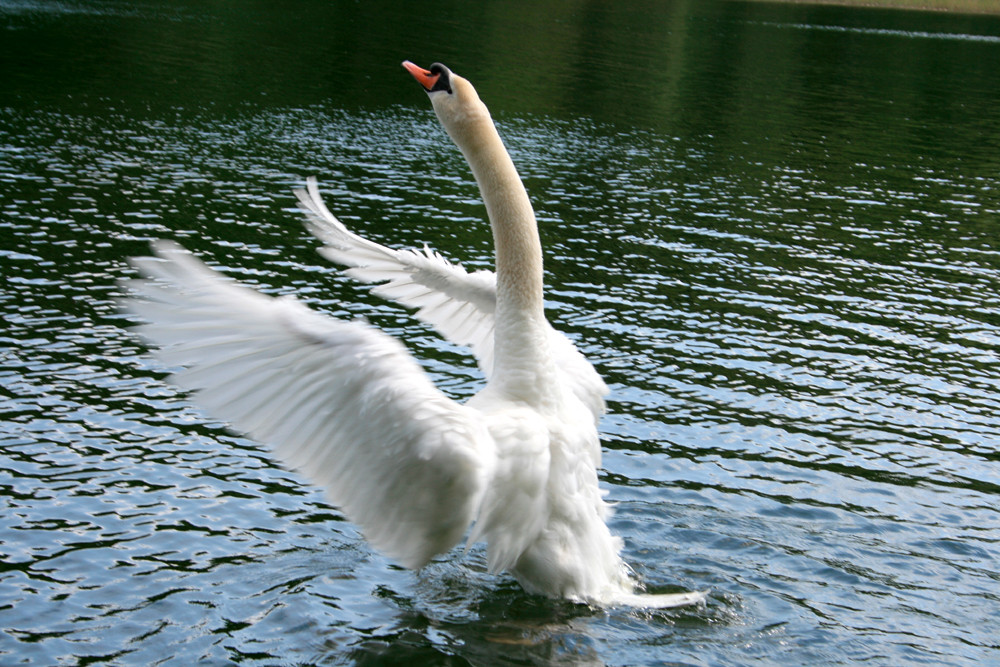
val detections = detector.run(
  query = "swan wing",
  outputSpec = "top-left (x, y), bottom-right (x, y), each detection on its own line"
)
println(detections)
top-left (296, 178), bottom-right (608, 418)
top-left (126, 241), bottom-right (495, 569)
top-left (296, 177), bottom-right (497, 375)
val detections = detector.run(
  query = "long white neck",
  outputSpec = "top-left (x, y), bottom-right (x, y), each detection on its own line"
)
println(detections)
top-left (440, 107), bottom-right (555, 399)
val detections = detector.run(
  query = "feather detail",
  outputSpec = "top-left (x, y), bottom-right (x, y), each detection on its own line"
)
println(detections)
top-left (297, 176), bottom-right (608, 420)
top-left (127, 241), bottom-right (495, 569)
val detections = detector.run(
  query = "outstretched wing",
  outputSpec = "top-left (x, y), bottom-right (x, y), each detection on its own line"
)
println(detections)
top-left (126, 241), bottom-right (495, 569)
top-left (296, 177), bottom-right (609, 420)
top-left (296, 176), bottom-right (498, 375)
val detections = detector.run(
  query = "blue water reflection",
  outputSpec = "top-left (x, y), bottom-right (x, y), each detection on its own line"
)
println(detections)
top-left (2, 0), bottom-right (1000, 664)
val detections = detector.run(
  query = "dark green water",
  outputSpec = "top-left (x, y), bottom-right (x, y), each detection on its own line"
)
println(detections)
top-left (2, 1), bottom-right (999, 664)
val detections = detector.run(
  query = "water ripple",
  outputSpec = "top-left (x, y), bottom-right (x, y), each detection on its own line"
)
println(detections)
top-left (2, 33), bottom-right (1000, 667)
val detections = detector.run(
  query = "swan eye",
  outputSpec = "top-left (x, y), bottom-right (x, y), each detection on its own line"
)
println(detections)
top-left (428, 63), bottom-right (454, 94)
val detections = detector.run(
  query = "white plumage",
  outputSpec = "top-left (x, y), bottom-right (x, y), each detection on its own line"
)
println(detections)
top-left (126, 61), bottom-right (706, 609)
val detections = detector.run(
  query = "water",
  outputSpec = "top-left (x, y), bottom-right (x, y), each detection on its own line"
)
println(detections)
top-left (2, 0), bottom-right (999, 664)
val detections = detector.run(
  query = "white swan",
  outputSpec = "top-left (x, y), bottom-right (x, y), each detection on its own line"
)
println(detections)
top-left (126, 61), bottom-right (706, 609)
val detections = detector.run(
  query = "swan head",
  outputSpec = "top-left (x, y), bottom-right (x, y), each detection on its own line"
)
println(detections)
top-left (402, 61), bottom-right (490, 139)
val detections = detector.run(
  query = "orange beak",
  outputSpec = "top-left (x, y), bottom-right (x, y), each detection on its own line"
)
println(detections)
top-left (402, 60), bottom-right (440, 92)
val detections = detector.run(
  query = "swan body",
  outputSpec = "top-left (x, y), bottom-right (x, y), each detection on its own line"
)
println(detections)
top-left (127, 61), bottom-right (706, 609)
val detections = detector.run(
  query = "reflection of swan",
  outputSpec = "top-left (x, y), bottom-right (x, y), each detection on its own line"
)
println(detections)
top-left (127, 61), bottom-right (705, 608)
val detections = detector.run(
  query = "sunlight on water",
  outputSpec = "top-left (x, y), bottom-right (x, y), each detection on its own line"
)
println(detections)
top-left (759, 20), bottom-right (1000, 42)
top-left (2, 0), bottom-right (1000, 664)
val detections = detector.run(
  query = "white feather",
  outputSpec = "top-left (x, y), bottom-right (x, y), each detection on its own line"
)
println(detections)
top-left (129, 241), bottom-right (494, 569)
top-left (296, 176), bottom-right (608, 421)
top-left (125, 60), bottom-right (706, 609)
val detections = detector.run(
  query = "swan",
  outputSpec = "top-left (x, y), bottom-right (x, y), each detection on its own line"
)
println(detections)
top-left (126, 61), bottom-right (707, 609)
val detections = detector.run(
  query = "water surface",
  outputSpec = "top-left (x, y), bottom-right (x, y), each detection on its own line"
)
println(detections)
top-left (2, 1), bottom-right (999, 664)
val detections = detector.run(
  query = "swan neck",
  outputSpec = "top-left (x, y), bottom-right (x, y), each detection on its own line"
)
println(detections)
top-left (448, 113), bottom-right (551, 391)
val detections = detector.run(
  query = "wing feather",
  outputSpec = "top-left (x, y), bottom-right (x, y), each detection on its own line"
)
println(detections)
top-left (296, 177), bottom-right (609, 420)
top-left (126, 241), bottom-right (495, 569)
top-left (296, 176), bottom-right (497, 374)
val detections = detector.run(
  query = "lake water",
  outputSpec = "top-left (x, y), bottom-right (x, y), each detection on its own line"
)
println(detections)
top-left (2, 0), bottom-right (999, 664)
